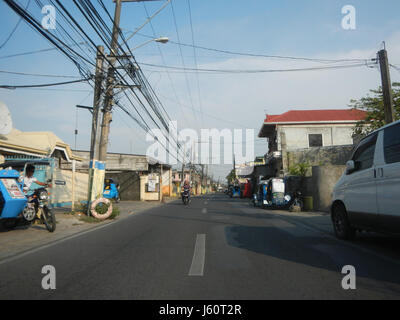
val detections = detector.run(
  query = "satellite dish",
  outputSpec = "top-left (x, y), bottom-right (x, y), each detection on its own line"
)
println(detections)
top-left (0, 101), bottom-right (12, 135)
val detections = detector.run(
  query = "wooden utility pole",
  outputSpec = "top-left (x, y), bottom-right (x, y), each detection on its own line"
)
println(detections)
top-left (378, 48), bottom-right (395, 124)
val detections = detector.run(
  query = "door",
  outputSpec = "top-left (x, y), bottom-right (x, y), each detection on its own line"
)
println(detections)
top-left (376, 123), bottom-right (400, 233)
top-left (344, 133), bottom-right (379, 229)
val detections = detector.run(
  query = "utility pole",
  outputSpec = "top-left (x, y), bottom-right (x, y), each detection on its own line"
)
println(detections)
top-left (201, 164), bottom-right (204, 195)
top-left (181, 143), bottom-right (186, 186)
top-left (86, 45), bottom-right (105, 215)
top-left (378, 48), bottom-right (395, 124)
top-left (99, 0), bottom-right (157, 161)
top-left (98, 0), bottom-right (122, 162)
top-left (233, 153), bottom-right (236, 183)
top-left (159, 163), bottom-right (163, 202)
top-left (90, 46), bottom-right (105, 161)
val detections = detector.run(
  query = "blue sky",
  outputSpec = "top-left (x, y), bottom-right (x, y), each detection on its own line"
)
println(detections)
top-left (1, 0), bottom-right (400, 179)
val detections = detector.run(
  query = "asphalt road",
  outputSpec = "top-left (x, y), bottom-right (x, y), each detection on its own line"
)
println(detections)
top-left (1, 194), bottom-right (400, 300)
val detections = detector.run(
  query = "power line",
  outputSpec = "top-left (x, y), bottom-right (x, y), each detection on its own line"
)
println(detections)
top-left (142, 1), bottom-right (190, 126)
top-left (170, 0), bottom-right (198, 128)
top-left (127, 31), bottom-right (371, 64)
top-left (139, 61), bottom-right (372, 74)
top-left (0, 69), bottom-right (81, 78)
top-left (0, 0), bottom-right (31, 50)
top-left (186, 0), bottom-right (205, 128)
top-left (0, 41), bottom-right (88, 59)
top-left (0, 77), bottom-right (91, 89)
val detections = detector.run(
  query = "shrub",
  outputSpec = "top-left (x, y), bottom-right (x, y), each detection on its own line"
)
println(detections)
top-left (72, 201), bottom-right (120, 222)
top-left (288, 162), bottom-right (311, 177)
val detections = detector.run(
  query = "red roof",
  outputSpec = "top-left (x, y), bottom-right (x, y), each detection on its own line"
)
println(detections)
top-left (264, 109), bottom-right (366, 123)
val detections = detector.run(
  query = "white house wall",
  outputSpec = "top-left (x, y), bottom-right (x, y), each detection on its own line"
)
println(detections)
top-left (277, 124), bottom-right (355, 151)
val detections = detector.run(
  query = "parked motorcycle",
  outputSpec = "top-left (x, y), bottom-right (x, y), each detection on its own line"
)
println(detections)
top-left (22, 186), bottom-right (56, 232)
top-left (288, 191), bottom-right (303, 212)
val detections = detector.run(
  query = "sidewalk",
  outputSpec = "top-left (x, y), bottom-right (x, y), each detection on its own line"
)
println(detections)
top-left (0, 199), bottom-right (177, 262)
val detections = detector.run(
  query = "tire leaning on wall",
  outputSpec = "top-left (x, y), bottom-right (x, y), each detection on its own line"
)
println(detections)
top-left (91, 198), bottom-right (113, 220)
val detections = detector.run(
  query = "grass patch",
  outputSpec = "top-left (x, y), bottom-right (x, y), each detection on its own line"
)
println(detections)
top-left (70, 202), bottom-right (120, 223)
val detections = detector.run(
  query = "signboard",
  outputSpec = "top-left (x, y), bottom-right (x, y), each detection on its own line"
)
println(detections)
top-left (1, 178), bottom-right (25, 199)
top-left (148, 179), bottom-right (156, 192)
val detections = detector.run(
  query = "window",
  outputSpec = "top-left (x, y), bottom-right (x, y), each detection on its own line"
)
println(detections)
top-left (309, 134), bottom-right (323, 147)
top-left (352, 133), bottom-right (378, 172)
top-left (384, 123), bottom-right (400, 164)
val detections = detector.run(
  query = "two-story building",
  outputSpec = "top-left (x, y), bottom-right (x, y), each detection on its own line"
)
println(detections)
top-left (258, 109), bottom-right (366, 176)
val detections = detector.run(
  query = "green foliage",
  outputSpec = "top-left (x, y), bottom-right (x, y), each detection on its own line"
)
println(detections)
top-left (350, 82), bottom-right (400, 136)
top-left (288, 162), bottom-right (311, 177)
top-left (226, 169), bottom-right (236, 184)
top-left (72, 202), bottom-right (120, 223)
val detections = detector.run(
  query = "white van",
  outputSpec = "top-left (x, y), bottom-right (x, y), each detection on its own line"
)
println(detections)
top-left (331, 120), bottom-right (400, 240)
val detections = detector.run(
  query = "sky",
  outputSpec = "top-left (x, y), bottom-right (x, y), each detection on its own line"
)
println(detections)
top-left (0, 0), bottom-right (400, 180)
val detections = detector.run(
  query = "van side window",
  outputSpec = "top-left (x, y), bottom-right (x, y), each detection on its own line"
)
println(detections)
top-left (384, 123), bottom-right (400, 164)
top-left (352, 133), bottom-right (378, 172)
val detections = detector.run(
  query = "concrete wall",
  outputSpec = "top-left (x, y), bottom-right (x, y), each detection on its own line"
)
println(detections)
top-left (284, 144), bottom-right (354, 175)
top-left (312, 165), bottom-right (345, 212)
top-left (140, 175), bottom-right (160, 201)
top-left (301, 165), bottom-right (345, 212)
top-left (161, 168), bottom-right (172, 196)
top-left (280, 145), bottom-right (353, 212)
top-left (71, 150), bottom-right (148, 171)
top-left (277, 124), bottom-right (355, 151)
top-left (51, 169), bottom-right (88, 206)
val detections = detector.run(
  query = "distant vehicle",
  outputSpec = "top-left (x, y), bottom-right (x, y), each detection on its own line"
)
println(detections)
top-left (229, 186), bottom-right (241, 198)
top-left (252, 180), bottom-right (268, 207)
top-left (331, 120), bottom-right (400, 240)
top-left (181, 185), bottom-right (190, 205)
top-left (253, 178), bottom-right (293, 209)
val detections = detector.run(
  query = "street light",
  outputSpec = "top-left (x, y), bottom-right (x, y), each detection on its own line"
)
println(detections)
top-left (131, 37), bottom-right (169, 51)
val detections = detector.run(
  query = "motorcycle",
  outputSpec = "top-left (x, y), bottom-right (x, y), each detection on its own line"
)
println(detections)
top-left (288, 191), bottom-right (304, 212)
top-left (22, 185), bottom-right (56, 232)
top-left (181, 189), bottom-right (190, 205)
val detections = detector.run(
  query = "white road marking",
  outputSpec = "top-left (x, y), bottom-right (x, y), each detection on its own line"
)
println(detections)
top-left (188, 234), bottom-right (206, 276)
top-left (202, 208), bottom-right (207, 214)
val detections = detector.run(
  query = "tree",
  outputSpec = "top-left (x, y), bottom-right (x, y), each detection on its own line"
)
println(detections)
top-left (226, 169), bottom-right (236, 184)
top-left (350, 82), bottom-right (400, 136)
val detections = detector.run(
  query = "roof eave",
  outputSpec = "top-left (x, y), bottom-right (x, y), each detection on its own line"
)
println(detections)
top-left (263, 120), bottom-right (360, 125)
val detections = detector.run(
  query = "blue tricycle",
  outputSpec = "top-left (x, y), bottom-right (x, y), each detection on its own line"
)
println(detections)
top-left (0, 167), bottom-right (28, 229)
top-left (103, 178), bottom-right (121, 202)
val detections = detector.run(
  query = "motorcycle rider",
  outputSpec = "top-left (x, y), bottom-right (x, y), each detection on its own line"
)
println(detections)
top-left (181, 180), bottom-right (191, 202)
top-left (19, 164), bottom-right (49, 195)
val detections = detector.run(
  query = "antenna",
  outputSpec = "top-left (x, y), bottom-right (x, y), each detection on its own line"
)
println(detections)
top-left (0, 102), bottom-right (12, 135)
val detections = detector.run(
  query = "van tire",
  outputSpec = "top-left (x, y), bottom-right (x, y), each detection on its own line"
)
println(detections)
top-left (332, 203), bottom-right (356, 240)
